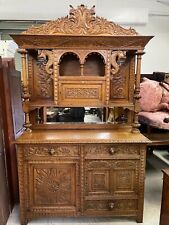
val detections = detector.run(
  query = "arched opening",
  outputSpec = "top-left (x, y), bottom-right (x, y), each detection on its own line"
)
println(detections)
top-left (59, 52), bottom-right (81, 76)
top-left (84, 52), bottom-right (105, 76)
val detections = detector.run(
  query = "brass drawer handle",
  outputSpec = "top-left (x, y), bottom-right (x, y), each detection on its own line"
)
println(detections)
top-left (49, 148), bottom-right (55, 155)
top-left (109, 147), bottom-right (115, 154)
top-left (109, 202), bottom-right (115, 210)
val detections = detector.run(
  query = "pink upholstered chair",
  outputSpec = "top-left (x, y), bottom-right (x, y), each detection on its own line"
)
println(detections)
top-left (138, 78), bottom-right (169, 130)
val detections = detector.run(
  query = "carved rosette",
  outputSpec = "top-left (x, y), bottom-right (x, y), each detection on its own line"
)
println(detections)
top-left (34, 168), bottom-right (72, 204)
top-left (22, 5), bottom-right (138, 36)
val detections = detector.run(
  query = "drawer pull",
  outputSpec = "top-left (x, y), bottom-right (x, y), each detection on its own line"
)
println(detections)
top-left (109, 147), bottom-right (115, 154)
top-left (49, 148), bottom-right (55, 155)
top-left (109, 202), bottom-right (115, 209)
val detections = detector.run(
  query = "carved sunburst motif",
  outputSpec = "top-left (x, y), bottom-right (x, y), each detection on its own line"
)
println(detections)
top-left (22, 5), bottom-right (138, 36)
top-left (34, 168), bottom-right (71, 204)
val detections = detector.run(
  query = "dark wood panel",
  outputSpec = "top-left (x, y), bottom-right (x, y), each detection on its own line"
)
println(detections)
top-left (0, 57), bottom-right (24, 205)
top-left (9, 70), bottom-right (24, 135)
top-left (160, 169), bottom-right (169, 225)
top-left (0, 91), bottom-right (10, 225)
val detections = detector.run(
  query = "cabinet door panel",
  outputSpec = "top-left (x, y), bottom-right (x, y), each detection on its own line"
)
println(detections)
top-left (85, 160), bottom-right (138, 197)
top-left (112, 161), bottom-right (138, 195)
top-left (58, 82), bottom-right (105, 106)
top-left (28, 161), bottom-right (79, 211)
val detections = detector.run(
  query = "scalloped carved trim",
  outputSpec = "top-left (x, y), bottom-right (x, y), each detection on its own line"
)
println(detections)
top-left (22, 5), bottom-right (138, 36)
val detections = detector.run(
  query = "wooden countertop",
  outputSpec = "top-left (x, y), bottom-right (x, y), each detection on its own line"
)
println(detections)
top-left (15, 129), bottom-right (151, 144)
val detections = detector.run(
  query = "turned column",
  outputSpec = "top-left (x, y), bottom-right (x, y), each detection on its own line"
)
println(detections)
top-left (132, 50), bottom-right (144, 133)
top-left (18, 49), bottom-right (32, 132)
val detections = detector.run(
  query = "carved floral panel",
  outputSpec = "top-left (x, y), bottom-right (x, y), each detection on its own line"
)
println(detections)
top-left (30, 163), bottom-right (76, 206)
top-left (65, 88), bottom-right (99, 99)
top-left (37, 60), bottom-right (53, 98)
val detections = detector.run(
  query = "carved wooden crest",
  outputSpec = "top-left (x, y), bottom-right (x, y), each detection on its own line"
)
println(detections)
top-left (22, 5), bottom-right (138, 36)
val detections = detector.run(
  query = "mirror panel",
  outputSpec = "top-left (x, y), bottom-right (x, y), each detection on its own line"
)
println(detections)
top-left (33, 107), bottom-right (130, 125)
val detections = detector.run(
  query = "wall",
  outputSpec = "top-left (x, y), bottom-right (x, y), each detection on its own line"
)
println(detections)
top-left (0, 40), bottom-right (17, 57)
top-left (134, 16), bottom-right (169, 74)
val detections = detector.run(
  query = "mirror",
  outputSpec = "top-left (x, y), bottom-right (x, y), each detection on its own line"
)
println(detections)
top-left (34, 107), bottom-right (130, 125)
top-left (38, 107), bottom-right (104, 124)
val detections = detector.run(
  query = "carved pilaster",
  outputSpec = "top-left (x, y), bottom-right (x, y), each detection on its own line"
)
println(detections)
top-left (80, 146), bottom-right (84, 215)
top-left (16, 146), bottom-right (27, 225)
top-left (137, 145), bottom-right (146, 222)
top-left (53, 50), bottom-right (59, 105)
top-left (27, 55), bottom-right (33, 96)
top-left (18, 48), bottom-right (32, 132)
top-left (106, 50), bottom-right (111, 105)
top-left (132, 50), bottom-right (145, 133)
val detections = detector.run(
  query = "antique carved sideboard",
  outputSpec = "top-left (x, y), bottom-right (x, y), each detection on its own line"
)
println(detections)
top-left (11, 5), bottom-right (153, 225)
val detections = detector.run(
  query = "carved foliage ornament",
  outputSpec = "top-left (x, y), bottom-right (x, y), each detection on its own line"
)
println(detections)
top-left (37, 50), bottom-right (54, 97)
top-left (38, 50), bottom-right (54, 75)
top-left (22, 5), bottom-right (138, 36)
top-left (110, 50), bottom-right (126, 75)
top-left (110, 50), bottom-right (127, 98)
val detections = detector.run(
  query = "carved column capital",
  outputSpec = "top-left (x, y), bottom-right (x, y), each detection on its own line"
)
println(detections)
top-left (135, 50), bottom-right (145, 58)
top-left (17, 48), bottom-right (28, 55)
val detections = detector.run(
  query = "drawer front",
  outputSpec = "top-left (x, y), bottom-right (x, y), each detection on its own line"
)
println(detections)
top-left (84, 199), bottom-right (138, 216)
top-left (58, 82), bottom-right (105, 106)
top-left (22, 144), bottom-right (79, 159)
top-left (84, 144), bottom-right (140, 159)
top-left (84, 160), bottom-right (139, 196)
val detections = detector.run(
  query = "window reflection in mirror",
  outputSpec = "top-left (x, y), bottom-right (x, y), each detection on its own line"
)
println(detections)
top-left (44, 107), bottom-right (104, 123)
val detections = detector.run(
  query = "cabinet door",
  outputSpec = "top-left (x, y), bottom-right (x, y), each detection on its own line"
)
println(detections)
top-left (84, 159), bottom-right (139, 216)
top-left (85, 160), bottom-right (139, 197)
top-left (27, 160), bottom-right (80, 215)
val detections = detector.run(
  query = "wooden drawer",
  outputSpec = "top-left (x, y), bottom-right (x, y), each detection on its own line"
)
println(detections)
top-left (84, 199), bottom-right (138, 216)
top-left (21, 144), bottom-right (80, 159)
top-left (84, 144), bottom-right (140, 159)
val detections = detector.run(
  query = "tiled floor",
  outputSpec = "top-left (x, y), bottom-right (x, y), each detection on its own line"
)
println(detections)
top-left (7, 150), bottom-right (168, 225)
